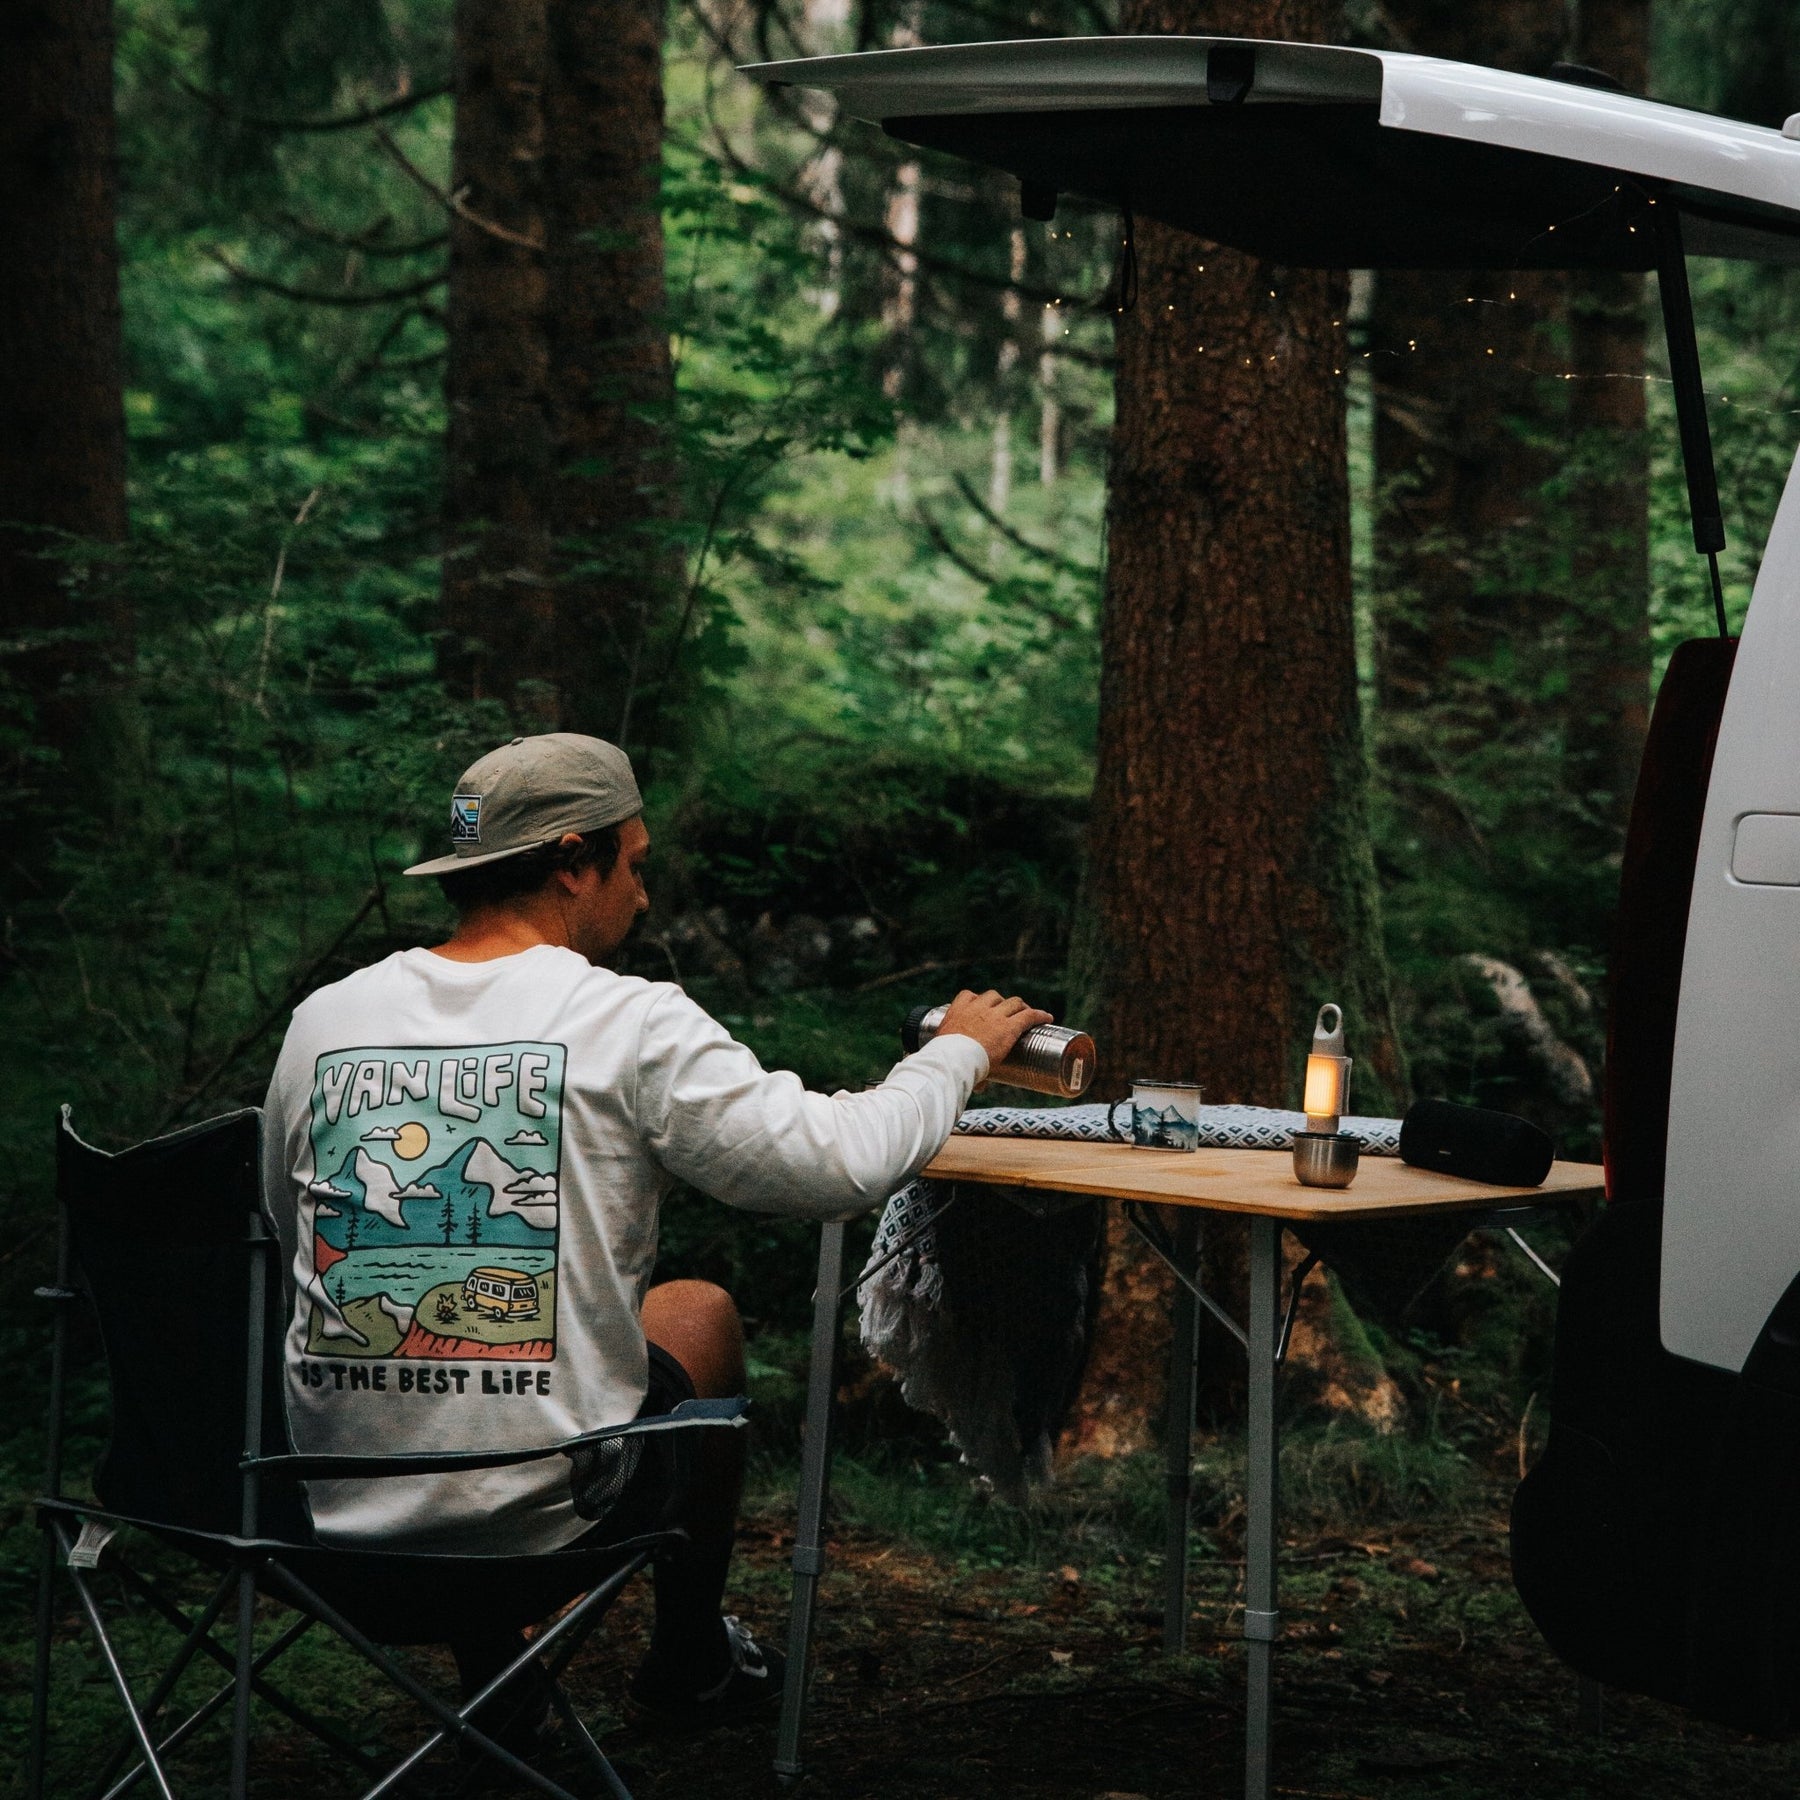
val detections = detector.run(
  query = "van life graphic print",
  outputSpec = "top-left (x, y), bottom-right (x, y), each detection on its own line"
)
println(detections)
top-left (302, 1042), bottom-right (566, 1362)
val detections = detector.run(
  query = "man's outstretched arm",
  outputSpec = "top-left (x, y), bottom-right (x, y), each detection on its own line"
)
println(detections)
top-left (640, 986), bottom-right (1052, 1216)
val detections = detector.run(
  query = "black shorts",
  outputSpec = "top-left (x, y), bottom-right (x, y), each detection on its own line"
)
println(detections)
top-left (566, 1341), bottom-right (697, 1542)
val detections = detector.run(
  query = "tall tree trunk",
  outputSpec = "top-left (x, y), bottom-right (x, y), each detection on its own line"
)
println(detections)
top-left (0, 0), bottom-right (131, 884)
top-left (989, 226), bottom-right (1025, 512)
top-left (1565, 0), bottom-right (1651, 838)
top-left (881, 158), bottom-right (921, 401)
top-left (442, 0), bottom-right (680, 748)
top-left (543, 0), bottom-right (680, 748)
top-left (1067, 0), bottom-right (1402, 1449)
top-left (1371, 0), bottom-right (1648, 865)
top-left (797, 0), bottom-right (849, 323)
top-left (1038, 299), bottom-right (1061, 488)
top-left (441, 0), bottom-right (554, 728)
top-left (1369, 262), bottom-right (1565, 848)
top-left (1368, 0), bottom-right (1571, 862)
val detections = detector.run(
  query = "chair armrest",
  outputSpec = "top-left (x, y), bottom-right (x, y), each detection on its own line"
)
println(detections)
top-left (243, 1395), bottom-right (748, 1481)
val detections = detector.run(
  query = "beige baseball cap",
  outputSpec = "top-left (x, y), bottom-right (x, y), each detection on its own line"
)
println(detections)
top-left (403, 733), bottom-right (643, 877)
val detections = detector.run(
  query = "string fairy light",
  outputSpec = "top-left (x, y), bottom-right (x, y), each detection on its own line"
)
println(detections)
top-left (1029, 221), bottom-right (1791, 422)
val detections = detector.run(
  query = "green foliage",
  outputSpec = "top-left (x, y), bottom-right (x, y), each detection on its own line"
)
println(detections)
top-left (17, 15), bottom-right (1800, 1782)
top-left (807, 1447), bottom-right (1169, 1574)
top-left (1196, 1420), bottom-right (1482, 1534)
top-left (1652, 258), bottom-right (1800, 656)
top-left (2, 0), bottom-right (1111, 1342)
top-left (1655, 0), bottom-right (1800, 128)
top-left (8, 0), bottom-right (1797, 1487)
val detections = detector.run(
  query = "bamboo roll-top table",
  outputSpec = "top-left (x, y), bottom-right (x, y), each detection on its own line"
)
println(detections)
top-left (772, 1137), bottom-right (1605, 1799)
top-left (923, 1136), bottom-right (1606, 1220)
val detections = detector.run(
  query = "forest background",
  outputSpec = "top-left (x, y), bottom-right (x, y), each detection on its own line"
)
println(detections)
top-left (7, 0), bottom-right (1800, 1678)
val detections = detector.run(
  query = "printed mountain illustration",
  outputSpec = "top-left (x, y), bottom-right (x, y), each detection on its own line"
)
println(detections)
top-left (314, 1137), bottom-right (558, 1252)
top-left (1136, 1104), bottom-right (1198, 1148)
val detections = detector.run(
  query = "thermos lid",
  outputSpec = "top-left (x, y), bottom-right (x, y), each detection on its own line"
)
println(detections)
top-left (900, 1004), bottom-right (935, 1056)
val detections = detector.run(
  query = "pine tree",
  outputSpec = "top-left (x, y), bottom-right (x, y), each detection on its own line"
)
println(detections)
top-left (441, 0), bottom-right (680, 743)
top-left (0, 0), bottom-right (132, 892)
top-left (1369, 0), bottom-right (1650, 882)
top-left (1067, 0), bottom-right (1401, 1443)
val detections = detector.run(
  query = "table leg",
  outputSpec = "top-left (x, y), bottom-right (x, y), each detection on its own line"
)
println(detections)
top-left (775, 1219), bottom-right (846, 1782)
top-left (1163, 1210), bottom-right (1202, 1654)
top-left (1243, 1215), bottom-right (1282, 1800)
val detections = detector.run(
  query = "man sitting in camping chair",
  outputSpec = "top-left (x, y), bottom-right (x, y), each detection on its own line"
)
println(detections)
top-left (262, 731), bottom-right (1047, 1750)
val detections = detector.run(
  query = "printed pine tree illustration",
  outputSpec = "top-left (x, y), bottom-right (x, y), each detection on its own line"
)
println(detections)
top-left (466, 1201), bottom-right (482, 1246)
top-left (441, 1192), bottom-right (457, 1246)
top-left (343, 1209), bottom-right (359, 1251)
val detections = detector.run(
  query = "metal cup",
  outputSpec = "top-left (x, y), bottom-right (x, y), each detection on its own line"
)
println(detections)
top-left (1291, 1130), bottom-right (1362, 1189)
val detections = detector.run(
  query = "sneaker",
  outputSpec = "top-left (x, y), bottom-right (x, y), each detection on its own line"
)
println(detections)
top-left (630, 1615), bottom-right (785, 1724)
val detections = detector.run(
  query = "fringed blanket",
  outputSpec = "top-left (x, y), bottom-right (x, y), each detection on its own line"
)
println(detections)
top-left (857, 1102), bottom-right (1403, 1499)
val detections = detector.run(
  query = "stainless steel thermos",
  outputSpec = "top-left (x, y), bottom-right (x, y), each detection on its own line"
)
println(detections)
top-left (900, 1004), bottom-right (1097, 1099)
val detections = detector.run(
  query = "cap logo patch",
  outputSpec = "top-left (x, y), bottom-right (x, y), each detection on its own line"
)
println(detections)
top-left (451, 793), bottom-right (483, 844)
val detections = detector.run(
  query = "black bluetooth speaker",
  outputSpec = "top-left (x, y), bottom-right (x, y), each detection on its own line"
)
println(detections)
top-left (1398, 1098), bottom-right (1555, 1187)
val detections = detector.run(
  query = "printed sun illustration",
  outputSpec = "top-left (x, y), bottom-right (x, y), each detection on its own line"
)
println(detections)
top-left (392, 1121), bottom-right (431, 1161)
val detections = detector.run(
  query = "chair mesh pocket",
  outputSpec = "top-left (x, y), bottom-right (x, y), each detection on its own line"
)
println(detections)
top-left (567, 1436), bottom-right (645, 1523)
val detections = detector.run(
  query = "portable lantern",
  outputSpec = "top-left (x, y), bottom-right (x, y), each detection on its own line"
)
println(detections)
top-left (1301, 1003), bottom-right (1351, 1137)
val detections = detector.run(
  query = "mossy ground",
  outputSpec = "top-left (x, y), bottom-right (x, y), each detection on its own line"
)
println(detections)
top-left (14, 1440), bottom-right (1800, 1799)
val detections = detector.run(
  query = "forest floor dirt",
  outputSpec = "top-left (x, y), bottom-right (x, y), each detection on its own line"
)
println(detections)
top-left (26, 1468), bottom-right (1800, 1800)
top-left (584, 1506), bottom-right (1800, 1800)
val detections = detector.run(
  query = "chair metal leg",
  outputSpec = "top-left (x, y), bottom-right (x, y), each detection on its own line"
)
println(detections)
top-left (543, 1683), bottom-right (633, 1800)
top-left (28, 1517), bottom-right (58, 1800)
top-left (98, 1617), bottom-right (344, 1800)
top-left (106, 1563), bottom-right (374, 1791)
top-left (1243, 1216), bottom-right (1282, 1800)
top-left (775, 1218), bottom-right (847, 1782)
top-left (89, 1563), bottom-right (238, 1800)
top-left (1163, 1210), bottom-right (1202, 1654)
top-left (229, 1560), bottom-right (256, 1799)
top-left (265, 1552), bottom-right (643, 1800)
top-left (52, 1526), bottom-right (177, 1800)
top-left (31, 1215), bottom-right (75, 1800)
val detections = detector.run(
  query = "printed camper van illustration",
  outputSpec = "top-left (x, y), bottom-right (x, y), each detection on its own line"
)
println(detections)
top-left (462, 1267), bottom-right (541, 1321)
top-left (301, 1041), bottom-right (566, 1361)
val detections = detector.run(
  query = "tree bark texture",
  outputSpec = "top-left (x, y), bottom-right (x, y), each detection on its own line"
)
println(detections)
top-left (1370, 0), bottom-right (1649, 859)
top-left (0, 0), bottom-right (130, 844)
top-left (1369, 262), bottom-right (1565, 838)
top-left (1565, 0), bottom-right (1651, 833)
top-left (543, 0), bottom-right (680, 747)
top-left (442, 0), bottom-right (679, 746)
top-left (1066, 0), bottom-right (1402, 1450)
top-left (442, 0), bottom-right (554, 727)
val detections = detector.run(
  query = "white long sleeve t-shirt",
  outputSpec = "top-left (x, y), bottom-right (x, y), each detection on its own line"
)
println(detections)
top-left (262, 944), bottom-right (987, 1551)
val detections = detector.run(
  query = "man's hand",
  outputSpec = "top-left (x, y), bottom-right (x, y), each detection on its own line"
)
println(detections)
top-left (933, 989), bottom-right (1055, 1073)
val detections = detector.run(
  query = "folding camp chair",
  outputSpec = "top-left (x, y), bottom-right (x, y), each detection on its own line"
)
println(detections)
top-left (27, 1104), bottom-right (748, 1800)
